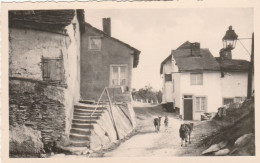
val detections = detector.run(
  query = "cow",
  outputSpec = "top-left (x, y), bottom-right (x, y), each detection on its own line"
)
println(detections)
top-left (179, 123), bottom-right (194, 147)
top-left (153, 116), bottom-right (162, 133)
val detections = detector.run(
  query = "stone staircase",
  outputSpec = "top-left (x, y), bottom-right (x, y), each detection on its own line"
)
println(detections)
top-left (69, 103), bottom-right (106, 148)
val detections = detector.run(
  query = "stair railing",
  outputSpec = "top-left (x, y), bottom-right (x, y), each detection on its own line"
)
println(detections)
top-left (89, 87), bottom-right (119, 140)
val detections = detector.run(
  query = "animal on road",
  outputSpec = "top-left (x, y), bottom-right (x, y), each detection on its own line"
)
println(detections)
top-left (179, 123), bottom-right (194, 147)
top-left (164, 116), bottom-right (168, 131)
top-left (153, 116), bottom-right (162, 133)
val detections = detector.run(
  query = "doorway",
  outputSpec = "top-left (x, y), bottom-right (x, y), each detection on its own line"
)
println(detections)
top-left (183, 95), bottom-right (193, 120)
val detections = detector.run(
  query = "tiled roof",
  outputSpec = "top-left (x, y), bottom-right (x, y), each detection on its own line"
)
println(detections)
top-left (172, 48), bottom-right (220, 72)
top-left (160, 54), bottom-right (172, 74)
top-left (215, 57), bottom-right (250, 72)
top-left (84, 22), bottom-right (141, 68)
top-left (9, 10), bottom-right (85, 34)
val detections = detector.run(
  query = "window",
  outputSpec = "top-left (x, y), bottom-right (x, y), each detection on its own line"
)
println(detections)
top-left (88, 36), bottom-right (101, 50)
top-left (234, 97), bottom-right (245, 103)
top-left (191, 73), bottom-right (203, 85)
top-left (223, 98), bottom-right (234, 105)
top-left (196, 97), bottom-right (206, 111)
top-left (111, 65), bottom-right (128, 87)
top-left (165, 74), bottom-right (172, 82)
top-left (42, 57), bottom-right (64, 82)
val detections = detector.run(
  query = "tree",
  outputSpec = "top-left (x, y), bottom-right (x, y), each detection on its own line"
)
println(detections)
top-left (132, 85), bottom-right (161, 103)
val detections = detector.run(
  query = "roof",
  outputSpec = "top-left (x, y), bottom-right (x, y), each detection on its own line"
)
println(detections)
top-left (172, 48), bottom-right (220, 72)
top-left (9, 10), bottom-right (85, 34)
top-left (177, 41), bottom-right (192, 50)
top-left (160, 54), bottom-right (172, 74)
top-left (215, 57), bottom-right (250, 72)
top-left (84, 22), bottom-right (141, 68)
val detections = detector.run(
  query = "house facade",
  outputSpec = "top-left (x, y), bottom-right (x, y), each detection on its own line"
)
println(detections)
top-left (160, 41), bottom-right (250, 120)
top-left (9, 11), bottom-right (140, 152)
top-left (80, 18), bottom-right (140, 102)
top-left (9, 10), bottom-right (85, 145)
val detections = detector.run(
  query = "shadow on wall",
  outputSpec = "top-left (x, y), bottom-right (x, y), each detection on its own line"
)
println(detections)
top-left (161, 102), bottom-right (179, 114)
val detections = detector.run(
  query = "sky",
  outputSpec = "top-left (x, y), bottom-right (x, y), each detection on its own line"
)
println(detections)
top-left (84, 8), bottom-right (253, 91)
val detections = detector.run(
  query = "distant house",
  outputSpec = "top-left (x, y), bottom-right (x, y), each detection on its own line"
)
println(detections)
top-left (80, 18), bottom-right (140, 102)
top-left (160, 41), bottom-right (250, 120)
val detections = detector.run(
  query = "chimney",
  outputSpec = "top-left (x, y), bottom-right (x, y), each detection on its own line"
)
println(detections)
top-left (220, 48), bottom-right (232, 60)
top-left (191, 42), bottom-right (200, 56)
top-left (103, 18), bottom-right (111, 36)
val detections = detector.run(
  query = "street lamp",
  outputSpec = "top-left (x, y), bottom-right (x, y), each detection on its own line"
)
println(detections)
top-left (222, 26), bottom-right (238, 50)
top-left (222, 26), bottom-right (254, 99)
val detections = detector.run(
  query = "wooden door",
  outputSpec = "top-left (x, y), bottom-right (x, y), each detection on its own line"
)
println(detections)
top-left (184, 99), bottom-right (193, 120)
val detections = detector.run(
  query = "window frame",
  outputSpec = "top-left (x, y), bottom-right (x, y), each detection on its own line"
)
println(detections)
top-left (195, 96), bottom-right (207, 112)
top-left (164, 74), bottom-right (172, 82)
top-left (88, 36), bottom-right (102, 51)
top-left (223, 98), bottom-right (234, 105)
top-left (41, 56), bottom-right (64, 83)
top-left (190, 72), bottom-right (203, 85)
top-left (110, 64), bottom-right (129, 88)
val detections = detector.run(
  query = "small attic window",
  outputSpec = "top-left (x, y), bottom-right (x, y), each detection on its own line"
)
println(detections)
top-left (88, 36), bottom-right (101, 51)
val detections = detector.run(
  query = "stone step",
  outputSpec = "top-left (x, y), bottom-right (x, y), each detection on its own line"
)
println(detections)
top-left (73, 112), bottom-right (103, 117)
top-left (69, 134), bottom-right (90, 141)
top-left (70, 128), bottom-right (91, 136)
top-left (71, 124), bottom-right (94, 129)
top-left (72, 119), bottom-right (97, 124)
top-left (74, 105), bottom-right (106, 111)
top-left (70, 141), bottom-right (90, 147)
top-left (73, 116), bottom-right (100, 120)
top-left (73, 111), bottom-right (102, 117)
top-left (73, 109), bottom-right (103, 114)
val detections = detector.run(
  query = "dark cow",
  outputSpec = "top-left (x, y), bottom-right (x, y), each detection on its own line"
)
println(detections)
top-left (153, 116), bottom-right (162, 133)
top-left (179, 123), bottom-right (194, 147)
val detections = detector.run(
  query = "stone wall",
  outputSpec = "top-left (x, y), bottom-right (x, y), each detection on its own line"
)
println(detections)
top-left (90, 103), bottom-right (136, 150)
top-left (9, 79), bottom-right (66, 145)
top-left (9, 13), bottom-right (81, 139)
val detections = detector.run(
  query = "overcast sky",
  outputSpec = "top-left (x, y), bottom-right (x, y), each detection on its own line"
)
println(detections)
top-left (84, 8), bottom-right (253, 91)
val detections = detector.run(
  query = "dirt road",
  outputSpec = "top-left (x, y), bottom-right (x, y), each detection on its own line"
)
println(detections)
top-left (103, 103), bottom-right (207, 157)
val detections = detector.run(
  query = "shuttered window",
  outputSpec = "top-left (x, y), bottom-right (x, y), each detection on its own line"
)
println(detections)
top-left (42, 57), bottom-right (64, 82)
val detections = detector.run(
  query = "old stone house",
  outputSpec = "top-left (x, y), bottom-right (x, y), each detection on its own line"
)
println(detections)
top-left (160, 41), bottom-right (250, 120)
top-left (71, 18), bottom-right (140, 149)
top-left (9, 10), bottom-right (141, 153)
top-left (80, 18), bottom-right (140, 102)
top-left (9, 10), bottom-right (85, 149)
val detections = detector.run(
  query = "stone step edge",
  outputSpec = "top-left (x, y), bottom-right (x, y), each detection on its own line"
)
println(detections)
top-left (74, 108), bottom-right (104, 113)
top-left (70, 133), bottom-right (90, 138)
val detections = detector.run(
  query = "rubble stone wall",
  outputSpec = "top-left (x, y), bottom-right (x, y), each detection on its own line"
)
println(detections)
top-left (9, 79), bottom-right (66, 145)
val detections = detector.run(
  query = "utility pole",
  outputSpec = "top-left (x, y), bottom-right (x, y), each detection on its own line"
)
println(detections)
top-left (247, 33), bottom-right (254, 99)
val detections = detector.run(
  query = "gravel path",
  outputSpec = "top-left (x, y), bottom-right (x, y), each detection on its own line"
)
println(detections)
top-left (103, 103), bottom-right (207, 157)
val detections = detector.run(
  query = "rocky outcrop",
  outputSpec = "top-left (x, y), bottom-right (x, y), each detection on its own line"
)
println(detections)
top-left (201, 99), bottom-right (255, 156)
top-left (9, 79), bottom-right (67, 152)
top-left (202, 141), bottom-right (227, 155)
top-left (9, 125), bottom-right (44, 157)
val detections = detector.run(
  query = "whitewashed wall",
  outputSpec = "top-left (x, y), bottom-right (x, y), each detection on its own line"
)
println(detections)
top-left (162, 60), bottom-right (174, 103)
top-left (179, 72), bottom-right (222, 120)
top-left (220, 71), bottom-right (248, 102)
